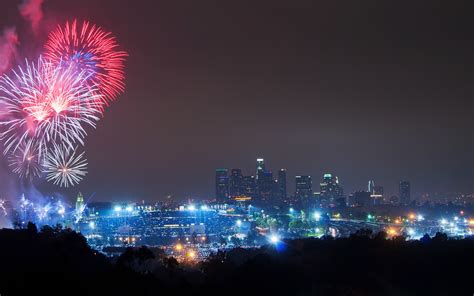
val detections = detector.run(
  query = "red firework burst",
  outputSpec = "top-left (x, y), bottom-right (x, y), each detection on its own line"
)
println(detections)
top-left (44, 20), bottom-right (127, 104)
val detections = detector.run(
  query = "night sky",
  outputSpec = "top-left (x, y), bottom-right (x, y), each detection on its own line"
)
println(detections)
top-left (0, 0), bottom-right (472, 202)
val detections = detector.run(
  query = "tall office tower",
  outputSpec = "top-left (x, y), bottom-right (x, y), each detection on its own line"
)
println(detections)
top-left (319, 173), bottom-right (345, 207)
top-left (372, 185), bottom-right (384, 205)
top-left (256, 158), bottom-right (265, 180)
top-left (278, 169), bottom-right (287, 200)
top-left (399, 181), bottom-right (411, 205)
top-left (257, 170), bottom-right (274, 203)
top-left (368, 180), bottom-right (375, 194)
top-left (215, 169), bottom-right (229, 202)
top-left (352, 191), bottom-right (371, 207)
top-left (229, 168), bottom-right (243, 197)
top-left (75, 192), bottom-right (84, 212)
top-left (242, 175), bottom-right (256, 198)
top-left (295, 175), bottom-right (312, 201)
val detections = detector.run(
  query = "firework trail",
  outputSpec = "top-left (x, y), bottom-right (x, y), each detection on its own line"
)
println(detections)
top-left (43, 143), bottom-right (88, 188)
top-left (0, 57), bottom-right (103, 156)
top-left (45, 20), bottom-right (127, 104)
top-left (7, 138), bottom-right (43, 180)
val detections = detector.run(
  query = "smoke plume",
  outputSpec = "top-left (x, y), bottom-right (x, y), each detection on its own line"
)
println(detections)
top-left (0, 27), bottom-right (19, 75)
top-left (19, 0), bottom-right (45, 34)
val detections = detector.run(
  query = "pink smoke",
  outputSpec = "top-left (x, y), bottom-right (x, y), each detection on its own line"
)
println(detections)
top-left (19, 0), bottom-right (44, 33)
top-left (0, 28), bottom-right (19, 75)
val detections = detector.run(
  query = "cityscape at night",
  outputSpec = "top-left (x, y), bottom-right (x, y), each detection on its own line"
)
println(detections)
top-left (0, 0), bottom-right (472, 295)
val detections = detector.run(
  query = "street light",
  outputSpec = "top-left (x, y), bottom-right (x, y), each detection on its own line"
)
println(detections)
top-left (313, 212), bottom-right (321, 221)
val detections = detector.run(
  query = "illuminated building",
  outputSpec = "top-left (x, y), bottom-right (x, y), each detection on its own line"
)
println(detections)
top-left (229, 168), bottom-right (243, 197)
top-left (352, 191), bottom-right (371, 207)
top-left (295, 175), bottom-right (312, 201)
top-left (242, 175), bottom-right (256, 198)
top-left (75, 192), bottom-right (84, 212)
top-left (399, 181), bottom-right (411, 205)
top-left (278, 169), bottom-right (287, 201)
top-left (257, 170), bottom-right (274, 204)
top-left (256, 158), bottom-right (265, 180)
top-left (368, 180), bottom-right (375, 194)
top-left (215, 169), bottom-right (229, 201)
top-left (319, 173), bottom-right (344, 207)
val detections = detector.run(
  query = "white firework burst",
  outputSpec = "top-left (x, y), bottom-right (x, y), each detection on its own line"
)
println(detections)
top-left (43, 143), bottom-right (88, 188)
top-left (7, 139), bottom-right (44, 180)
top-left (0, 56), bottom-right (103, 156)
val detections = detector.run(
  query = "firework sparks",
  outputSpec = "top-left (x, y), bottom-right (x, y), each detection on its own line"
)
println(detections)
top-left (43, 143), bottom-right (87, 187)
top-left (0, 57), bottom-right (103, 155)
top-left (7, 138), bottom-right (43, 179)
top-left (44, 20), bottom-right (127, 104)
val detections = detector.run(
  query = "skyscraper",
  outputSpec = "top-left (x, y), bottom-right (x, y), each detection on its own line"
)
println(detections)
top-left (75, 192), bottom-right (84, 212)
top-left (229, 168), bottom-right (243, 197)
top-left (278, 169), bottom-right (287, 201)
top-left (295, 175), bottom-right (312, 201)
top-left (256, 158), bottom-right (265, 180)
top-left (242, 175), bottom-right (256, 198)
top-left (399, 181), bottom-right (411, 205)
top-left (215, 169), bottom-right (229, 202)
top-left (257, 170), bottom-right (274, 204)
top-left (368, 180), bottom-right (375, 194)
top-left (319, 173), bottom-right (344, 208)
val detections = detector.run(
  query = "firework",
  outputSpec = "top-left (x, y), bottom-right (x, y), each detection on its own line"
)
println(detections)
top-left (0, 199), bottom-right (7, 216)
top-left (44, 20), bottom-right (127, 104)
top-left (7, 138), bottom-right (43, 179)
top-left (0, 57), bottom-right (103, 156)
top-left (43, 143), bottom-right (87, 188)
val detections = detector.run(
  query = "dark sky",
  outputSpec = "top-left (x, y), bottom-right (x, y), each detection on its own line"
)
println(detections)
top-left (0, 0), bottom-right (472, 202)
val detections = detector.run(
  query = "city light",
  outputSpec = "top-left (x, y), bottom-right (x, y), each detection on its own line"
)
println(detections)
top-left (440, 218), bottom-right (448, 225)
top-left (387, 228), bottom-right (397, 236)
top-left (188, 205), bottom-right (196, 211)
top-left (114, 206), bottom-right (122, 212)
top-left (200, 205), bottom-right (209, 211)
top-left (126, 206), bottom-right (133, 212)
top-left (269, 234), bottom-right (280, 244)
top-left (236, 219), bottom-right (242, 227)
top-left (289, 208), bottom-right (294, 213)
top-left (407, 228), bottom-right (415, 236)
top-left (175, 243), bottom-right (183, 251)
top-left (89, 221), bottom-right (95, 229)
top-left (417, 214), bottom-right (424, 221)
top-left (313, 212), bottom-right (321, 221)
top-left (187, 250), bottom-right (196, 259)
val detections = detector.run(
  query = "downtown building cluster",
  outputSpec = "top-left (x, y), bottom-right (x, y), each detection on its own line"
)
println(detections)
top-left (216, 158), bottom-right (413, 209)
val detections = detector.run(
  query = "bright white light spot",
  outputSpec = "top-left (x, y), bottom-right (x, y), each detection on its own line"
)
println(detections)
top-left (417, 215), bottom-right (424, 221)
top-left (269, 234), bottom-right (280, 244)
top-left (236, 220), bottom-right (242, 226)
top-left (114, 206), bottom-right (122, 212)
top-left (313, 212), bottom-right (321, 221)
top-left (126, 206), bottom-right (133, 212)
top-left (89, 221), bottom-right (95, 229)
top-left (188, 205), bottom-right (196, 211)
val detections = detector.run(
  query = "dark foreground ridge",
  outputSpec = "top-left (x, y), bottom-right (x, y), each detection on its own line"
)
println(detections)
top-left (0, 224), bottom-right (473, 296)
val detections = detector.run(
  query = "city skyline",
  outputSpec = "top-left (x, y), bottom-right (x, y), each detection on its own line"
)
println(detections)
top-left (0, 0), bottom-right (471, 202)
